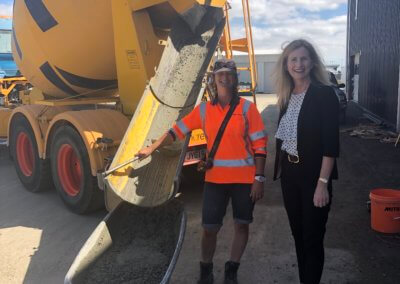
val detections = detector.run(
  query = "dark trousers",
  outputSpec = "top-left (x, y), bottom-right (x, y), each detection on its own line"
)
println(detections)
top-left (281, 155), bottom-right (332, 284)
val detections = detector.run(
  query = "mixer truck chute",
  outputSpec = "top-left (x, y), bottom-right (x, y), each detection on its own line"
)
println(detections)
top-left (104, 7), bottom-right (225, 208)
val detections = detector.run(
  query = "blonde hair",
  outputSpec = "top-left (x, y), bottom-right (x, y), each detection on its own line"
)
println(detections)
top-left (273, 39), bottom-right (329, 110)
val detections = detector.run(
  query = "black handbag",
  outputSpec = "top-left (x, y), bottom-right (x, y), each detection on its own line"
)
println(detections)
top-left (197, 97), bottom-right (239, 172)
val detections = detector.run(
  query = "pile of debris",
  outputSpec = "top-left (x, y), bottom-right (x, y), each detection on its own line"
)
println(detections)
top-left (341, 123), bottom-right (400, 146)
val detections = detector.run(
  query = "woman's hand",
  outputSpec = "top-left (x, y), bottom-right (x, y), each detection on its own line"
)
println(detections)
top-left (313, 182), bottom-right (330, 207)
top-left (135, 145), bottom-right (155, 160)
top-left (135, 131), bottom-right (175, 160)
top-left (250, 181), bottom-right (264, 202)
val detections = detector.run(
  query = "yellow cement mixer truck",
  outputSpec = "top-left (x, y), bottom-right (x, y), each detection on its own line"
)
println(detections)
top-left (3, 0), bottom-right (257, 214)
top-left (2, 1), bottom-right (257, 281)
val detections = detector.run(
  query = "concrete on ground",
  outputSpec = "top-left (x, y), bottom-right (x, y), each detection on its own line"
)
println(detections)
top-left (0, 94), bottom-right (399, 283)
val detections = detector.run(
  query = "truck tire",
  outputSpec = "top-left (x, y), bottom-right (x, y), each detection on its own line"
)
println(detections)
top-left (50, 125), bottom-right (104, 214)
top-left (10, 114), bottom-right (53, 192)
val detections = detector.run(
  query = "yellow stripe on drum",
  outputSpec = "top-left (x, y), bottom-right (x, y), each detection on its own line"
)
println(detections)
top-left (107, 89), bottom-right (160, 192)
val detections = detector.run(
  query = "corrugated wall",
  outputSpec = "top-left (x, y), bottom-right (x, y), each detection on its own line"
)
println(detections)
top-left (348, 0), bottom-right (400, 125)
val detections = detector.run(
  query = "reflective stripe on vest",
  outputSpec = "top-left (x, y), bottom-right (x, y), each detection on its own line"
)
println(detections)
top-left (176, 120), bottom-right (190, 135)
top-left (199, 102), bottom-right (208, 140)
top-left (242, 99), bottom-right (251, 115)
top-left (249, 130), bottom-right (265, 141)
top-left (213, 157), bottom-right (255, 167)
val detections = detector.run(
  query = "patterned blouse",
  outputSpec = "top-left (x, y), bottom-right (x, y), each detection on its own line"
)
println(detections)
top-left (275, 91), bottom-right (306, 156)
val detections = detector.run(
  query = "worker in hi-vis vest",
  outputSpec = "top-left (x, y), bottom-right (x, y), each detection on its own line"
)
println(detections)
top-left (136, 59), bottom-right (267, 284)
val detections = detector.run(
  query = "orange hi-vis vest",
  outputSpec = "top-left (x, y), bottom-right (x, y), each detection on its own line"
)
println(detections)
top-left (171, 97), bottom-right (267, 184)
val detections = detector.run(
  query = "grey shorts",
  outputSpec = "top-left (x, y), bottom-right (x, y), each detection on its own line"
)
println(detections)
top-left (202, 182), bottom-right (255, 230)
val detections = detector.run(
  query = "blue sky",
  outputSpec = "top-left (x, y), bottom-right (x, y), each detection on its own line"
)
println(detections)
top-left (0, 0), bottom-right (347, 65)
top-left (0, 0), bottom-right (12, 14)
top-left (0, 0), bottom-right (13, 29)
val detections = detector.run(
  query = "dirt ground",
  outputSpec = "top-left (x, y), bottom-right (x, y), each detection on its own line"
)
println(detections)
top-left (0, 94), bottom-right (399, 283)
top-left (172, 95), bottom-right (400, 284)
top-left (0, 151), bottom-right (106, 283)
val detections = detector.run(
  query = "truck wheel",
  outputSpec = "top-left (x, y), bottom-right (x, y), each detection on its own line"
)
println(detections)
top-left (10, 114), bottom-right (53, 192)
top-left (50, 125), bottom-right (103, 214)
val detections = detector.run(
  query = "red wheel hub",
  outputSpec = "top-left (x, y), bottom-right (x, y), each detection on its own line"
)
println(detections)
top-left (57, 144), bottom-right (82, 196)
top-left (16, 132), bottom-right (34, 177)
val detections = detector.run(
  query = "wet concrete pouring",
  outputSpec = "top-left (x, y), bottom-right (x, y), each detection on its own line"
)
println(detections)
top-left (1, 95), bottom-right (399, 283)
top-left (83, 202), bottom-right (181, 284)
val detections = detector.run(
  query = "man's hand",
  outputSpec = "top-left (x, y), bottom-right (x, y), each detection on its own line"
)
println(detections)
top-left (250, 181), bottom-right (264, 202)
top-left (313, 183), bottom-right (329, 207)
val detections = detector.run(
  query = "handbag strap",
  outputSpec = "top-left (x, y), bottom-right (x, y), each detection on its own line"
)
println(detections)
top-left (208, 97), bottom-right (240, 160)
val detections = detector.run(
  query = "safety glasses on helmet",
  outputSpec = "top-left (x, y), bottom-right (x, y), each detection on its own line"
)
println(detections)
top-left (213, 60), bottom-right (237, 72)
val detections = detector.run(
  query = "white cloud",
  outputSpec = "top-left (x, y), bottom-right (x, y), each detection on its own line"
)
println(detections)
top-left (280, 0), bottom-right (347, 12)
top-left (227, 0), bottom-right (347, 65)
top-left (0, 3), bottom-right (13, 17)
top-left (228, 0), bottom-right (347, 20)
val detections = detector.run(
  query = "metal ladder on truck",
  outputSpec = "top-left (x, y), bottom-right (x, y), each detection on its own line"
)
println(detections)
top-left (220, 0), bottom-right (258, 104)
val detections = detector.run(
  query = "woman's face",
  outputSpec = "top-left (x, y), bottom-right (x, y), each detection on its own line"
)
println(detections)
top-left (215, 71), bottom-right (235, 92)
top-left (286, 46), bottom-right (313, 81)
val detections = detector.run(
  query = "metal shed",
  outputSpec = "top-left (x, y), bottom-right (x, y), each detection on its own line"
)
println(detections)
top-left (234, 54), bottom-right (280, 94)
top-left (346, 0), bottom-right (400, 131)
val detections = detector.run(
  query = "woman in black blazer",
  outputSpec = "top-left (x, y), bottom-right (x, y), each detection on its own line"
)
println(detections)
top-left (273, 39), bottom-right (339, 284)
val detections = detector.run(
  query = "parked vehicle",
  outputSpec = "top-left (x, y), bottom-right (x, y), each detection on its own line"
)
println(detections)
top-left (328, 71), bottom-right (347, 124)
top-left (0, 53), bottom-right (20, 77)
top-left (238, 81), bottom-right (252, 96)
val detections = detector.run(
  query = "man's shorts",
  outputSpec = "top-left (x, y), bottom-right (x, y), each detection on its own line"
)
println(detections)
top-left (202, 182), bottom-right (255, 230)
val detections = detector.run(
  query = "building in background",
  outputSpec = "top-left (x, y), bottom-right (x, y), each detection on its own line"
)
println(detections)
top-left (0, 28), bottom-right (12, 53)
top-left (234, 54), bottom-right (279, 94)
top-left (347, 0), bottom-right (400, 131)
top-left (0, 18), bottom-right (12, 53)
top-left (0, 18), bottom-right (17, 78)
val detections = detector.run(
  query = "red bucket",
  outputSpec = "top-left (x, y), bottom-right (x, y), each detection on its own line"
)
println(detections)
top-left (369, 189), bottom-right (400, 233)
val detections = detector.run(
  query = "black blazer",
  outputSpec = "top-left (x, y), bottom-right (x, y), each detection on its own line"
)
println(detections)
top-left (273, 83), bottom-right (340, 181)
